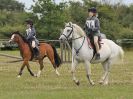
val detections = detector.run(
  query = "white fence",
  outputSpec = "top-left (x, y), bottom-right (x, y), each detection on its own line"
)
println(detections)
top-left (116, 39), bottom-right (133, 48)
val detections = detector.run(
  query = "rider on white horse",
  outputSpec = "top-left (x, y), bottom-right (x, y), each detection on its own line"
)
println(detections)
top-left (84, 7), bottom-right (100, 60)
top-left (59, 22), bottom-right (124, 85)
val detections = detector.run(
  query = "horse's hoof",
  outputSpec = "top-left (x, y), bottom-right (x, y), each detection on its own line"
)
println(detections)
top-left (55, 71), bottom-right (60, 76)
top-left (56, 73), bottom-right (60, 76)
top-left (103, 82), bottom-right (108, 85)
top-left (17, 75), bottom-right (21, 78)
top-left (75, 80), bottom-right (80, 86)
top-left (99, 80), bottom-right (104, 85)
top-left (34, 74), bottom-right (38, 77)
top-left (90, 81), bottom-right (95, 86)
top-left (36, 74), bottom-right (40, 77)
top-left (91, 83), bottom-right (95, 86)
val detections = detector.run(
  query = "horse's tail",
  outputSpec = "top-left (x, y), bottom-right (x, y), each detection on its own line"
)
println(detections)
top-left (119, 46), bottom-right (124, 62)
top-left (51, 44), bottom-right (62, 67)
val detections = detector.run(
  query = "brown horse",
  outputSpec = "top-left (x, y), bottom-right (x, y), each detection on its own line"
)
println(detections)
top-left (9, 31), bottom-right (61, 78)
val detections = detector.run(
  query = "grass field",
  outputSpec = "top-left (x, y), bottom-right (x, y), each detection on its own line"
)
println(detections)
top-left (0, 50), bottom-right (133, 99)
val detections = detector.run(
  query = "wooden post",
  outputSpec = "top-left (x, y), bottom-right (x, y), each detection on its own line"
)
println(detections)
top-left (60, 42), bottom-right (64, 62)
top-left (64, 42), bottom-right (67, 62)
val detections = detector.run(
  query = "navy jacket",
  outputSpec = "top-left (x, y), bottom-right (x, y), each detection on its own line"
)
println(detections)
top-left (26, 27), bottom-right (39, 45)
top-left (26, 27), bottom-right (36, 41)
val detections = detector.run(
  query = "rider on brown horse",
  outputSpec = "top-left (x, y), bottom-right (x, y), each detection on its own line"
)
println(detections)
top-left (84, 7), bottom-right (101, 60)
top-left (25, 19), bottom-right (39, 59)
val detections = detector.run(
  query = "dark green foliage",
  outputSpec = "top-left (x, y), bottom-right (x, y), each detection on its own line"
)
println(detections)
top-left (0, 0), bottom-right (133, 40)
top-left (0, 0), bottom-right (30, 38)
top-left (32, 0), bottom-right (67, 39)
top-left (0, 0), bottom-right (24, 11)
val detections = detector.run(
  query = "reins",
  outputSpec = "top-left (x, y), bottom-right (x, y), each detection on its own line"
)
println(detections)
top-left (74, 36), bottom-right (85, 55)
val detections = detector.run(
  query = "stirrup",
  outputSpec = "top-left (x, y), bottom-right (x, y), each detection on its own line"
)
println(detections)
top-left (95, 53), bottom-right (100, 60)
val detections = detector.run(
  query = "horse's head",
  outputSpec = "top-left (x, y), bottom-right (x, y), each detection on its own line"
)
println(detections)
top-left (59, 22), bottom-right (74, 41)
top-left (59, 22), bottom-right (85, 41)
top-left (9, 31), bottom-right (21, 43)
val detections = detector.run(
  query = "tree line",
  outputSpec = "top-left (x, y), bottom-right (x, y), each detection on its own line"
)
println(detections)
top-left (0, 0), bottom-right (133, 41)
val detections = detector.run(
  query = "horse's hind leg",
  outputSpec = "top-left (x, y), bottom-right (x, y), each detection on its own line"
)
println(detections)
top-left (36, 59), bottom-right (44, 77)
top-left (71, 59), bottom-right (80, 85)
top-left (99, 60), bottom-right (111, 85)
top-left (84, 60), bottom-right (95, 85)
top-left (47, 54), bottom-right (60, 76)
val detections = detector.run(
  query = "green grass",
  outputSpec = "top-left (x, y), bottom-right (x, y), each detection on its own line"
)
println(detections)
top-left (0, 50), bottom-right (133, 99)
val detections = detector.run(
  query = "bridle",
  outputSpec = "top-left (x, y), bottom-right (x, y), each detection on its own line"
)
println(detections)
top-left (61, 25), bottom-right (74, 41)
top-left (61, 25), bottom-right (84, 41)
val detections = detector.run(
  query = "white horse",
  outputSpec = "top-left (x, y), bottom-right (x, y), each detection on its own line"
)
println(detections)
top-left (59, 22), bottom-right (124, 85)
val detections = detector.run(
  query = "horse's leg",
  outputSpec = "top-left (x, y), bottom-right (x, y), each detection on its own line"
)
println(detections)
top-left (55, 68), bottom-right (60, 76)
top-left (47, 55), bottom-right (60, 76)
top-left (36, 59), bottom-right (44, 77)
top-left (103, 60), bottom-right (111, 85)
top-left (26, 61), bottom-right (35, 77)
top-left (85, 60), bottom-right (95, 85)
top-left (99, 60), bottom-right (111, 85)
top-left (17, 62), bottom-right (26, 78)
top-left (71, 59), bottom-right (80, 85)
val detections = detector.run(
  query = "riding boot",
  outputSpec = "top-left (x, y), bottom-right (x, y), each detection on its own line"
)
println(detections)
top-left (33, 47), bottom-right (40, 59)
top-left (95, 53), bottom-right (100, 60)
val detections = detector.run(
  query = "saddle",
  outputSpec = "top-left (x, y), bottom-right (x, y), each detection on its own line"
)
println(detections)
top-left (27, 41), bottom-right (40, 60)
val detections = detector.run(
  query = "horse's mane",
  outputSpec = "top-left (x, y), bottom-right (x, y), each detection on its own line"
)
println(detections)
top-left (12, 31), bottom-right (28, 43)
top-left (73, 24), bottom-right (86, 36)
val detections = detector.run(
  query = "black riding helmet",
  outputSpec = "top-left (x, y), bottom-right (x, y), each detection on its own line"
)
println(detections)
top-left (25, 19), bottom-right (33, 26)
top-left (88, 7), bottom-right (97, 13)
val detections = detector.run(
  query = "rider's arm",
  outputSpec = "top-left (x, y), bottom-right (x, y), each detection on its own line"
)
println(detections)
top-left (92, 18), bottom-right (100, 32)
top-left (26, 28), bottom-right (36, 40)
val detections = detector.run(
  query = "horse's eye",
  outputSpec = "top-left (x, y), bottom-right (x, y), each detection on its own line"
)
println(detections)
top-left (67, 30), bottom-right (70, 32)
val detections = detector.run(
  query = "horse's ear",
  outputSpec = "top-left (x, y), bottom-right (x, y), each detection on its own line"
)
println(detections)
top-left (12, 31), bottom-right (19, 34)
top-left (65, 22), bottom-right (67, 26)
top-left (69, 22), bottom-right (73, 27)
top-left (15, 31), bottom-right (19, 33)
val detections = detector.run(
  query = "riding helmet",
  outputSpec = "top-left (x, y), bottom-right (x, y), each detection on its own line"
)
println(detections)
top-left (25, 19), bottom-right (33, 26)
top-left (88, 7), bottom-right (97, 13)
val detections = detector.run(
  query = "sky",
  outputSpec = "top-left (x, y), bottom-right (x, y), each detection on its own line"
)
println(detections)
top-left (17, 0), bottom-right (133, 9)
